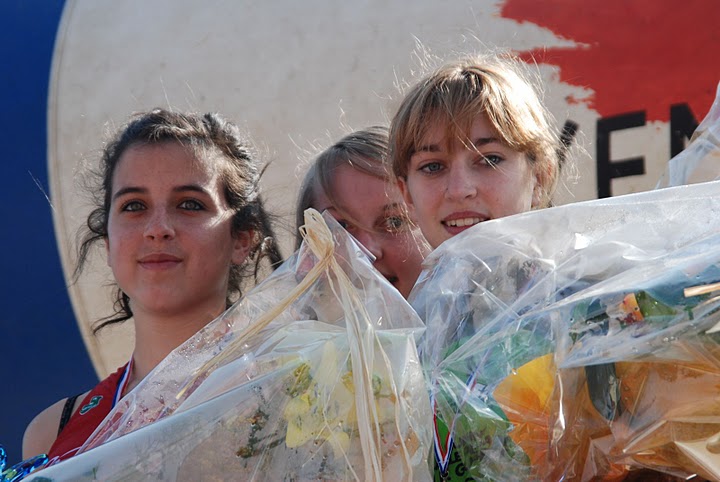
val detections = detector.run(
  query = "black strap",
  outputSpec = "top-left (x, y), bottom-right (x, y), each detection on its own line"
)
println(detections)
top-left (57, 393), bottom-right (81, 436)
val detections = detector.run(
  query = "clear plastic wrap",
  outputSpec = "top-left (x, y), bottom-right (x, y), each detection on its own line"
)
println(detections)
top-left (656, 82), bottom-right (720, 188)
top-left (29, 210), bottom-right (432, 481)
top-left (413, 180), bottom-right (720, 481)
top-left (413, 177), bottom-right (720, 480)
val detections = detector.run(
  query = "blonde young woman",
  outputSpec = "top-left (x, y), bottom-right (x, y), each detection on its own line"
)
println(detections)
top-left (296, 126), bottom-right (427, 299)
top-left (388, 54), bottom-right (563, 481)
top-left (389, 54), bottom-right (562, 251)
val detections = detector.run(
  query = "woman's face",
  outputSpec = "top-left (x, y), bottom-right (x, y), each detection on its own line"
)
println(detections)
top-left (106, 142), bottom-right (252, 320)
top-left (313, 164), bottom-right (427, 298)
top-left (398, 114), bottom-right (539, 249)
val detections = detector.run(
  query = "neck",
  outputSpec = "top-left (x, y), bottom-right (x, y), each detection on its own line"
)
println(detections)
top-left (127, 304), bottom-right (226, 390)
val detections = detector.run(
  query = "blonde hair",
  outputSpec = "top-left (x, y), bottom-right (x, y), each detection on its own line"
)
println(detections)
top-left (389, 54), bottom-right (561, 208)
top-left (295, 126), bottom-right (391, 248)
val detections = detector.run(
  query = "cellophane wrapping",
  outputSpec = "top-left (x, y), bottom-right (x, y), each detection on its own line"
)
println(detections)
top-left (655, 82), bottom-right (720, 189)
top-left (413, 84), bottom-right (720, 481)
top-left (29, 210), bottom-right (432, 481)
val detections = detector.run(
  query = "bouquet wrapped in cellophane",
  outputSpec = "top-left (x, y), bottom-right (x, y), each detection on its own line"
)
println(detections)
top-left (413, 86), bottom-right (720, 481)
top-left (29, 210), bottom-right (432, 481)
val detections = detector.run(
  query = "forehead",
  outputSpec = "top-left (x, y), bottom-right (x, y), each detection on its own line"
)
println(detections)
top-left (335, 163), bottom-right (399, 196)
top-left (416, 113), bottom-right (497, 151)
top-left (112, 142), bottom-right (220, 186)
top-left (317, 164), bottom-right (402, 218)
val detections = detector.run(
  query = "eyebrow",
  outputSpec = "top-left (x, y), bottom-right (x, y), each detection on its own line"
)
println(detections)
top-left (382, 202), bottom-right (405, 213)
top-left (112, 184), bottom-right (210, 202)
top-left (413, 136), bottom-right (500, 155)
top-left (471, 137), bottom-right (500, 148)
top-left (314, 205), bottom-right (336, 215)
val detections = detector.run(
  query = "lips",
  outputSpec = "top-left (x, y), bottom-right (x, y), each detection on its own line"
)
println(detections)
top-left (384, 275), bottom-right (399, 286)
top-left (138, 253), bottom-right (182, 270)
top-left (376, 268), bottom-right (399, 286)
top-left (444, 217), bottom-right (481, 227)
top-left (442, 212), bottom-right (488, 235)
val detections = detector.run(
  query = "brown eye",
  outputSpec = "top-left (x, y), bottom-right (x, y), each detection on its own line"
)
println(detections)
top-left (178, 199), bottom-right (204, 210)
top-left (121, 200), bottom-right (145, 212)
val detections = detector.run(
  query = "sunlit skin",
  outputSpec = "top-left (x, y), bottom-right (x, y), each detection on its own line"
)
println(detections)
top-left (313, 164), bottom-right (427, 298)
top-left (106, 142), bottom-right (252, 363)
top-left (22, 140), bottom-right (256, 460)
top-left (398, 115), bottom-right (539, 249)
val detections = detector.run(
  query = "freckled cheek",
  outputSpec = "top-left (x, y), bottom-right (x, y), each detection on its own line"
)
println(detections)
top-left (392, 233), bottom-right (413, 251)
top-left (200, 232), bottom-right (237, 269)
top-left (209, 227), bottom-right (235, 249)
top-left (413, 192), bottom-right (437, 218)
top-left (386, 244), bottom-right (423, 285)
top-left (107, 230), bottom-right (133, 264)
top-left (383, 243), bottom-right (403, 263)
top-left (198, 258), bottom-right (233, 288)
top-left (406, 178), bottom-right (431, 208)
top-left (107, 218), bottom-right (136, 245)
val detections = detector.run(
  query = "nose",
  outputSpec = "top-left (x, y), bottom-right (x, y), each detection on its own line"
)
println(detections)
top-left (444, 163), bottom-right (477, 201)
top-left (144, 208), bottom-right (175, 240)
top-left (354, 230), bottom-right (383, 262)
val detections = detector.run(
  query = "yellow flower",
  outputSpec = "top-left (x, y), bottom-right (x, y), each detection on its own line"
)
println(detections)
top-left (282, 340), bottom-right (395, 453)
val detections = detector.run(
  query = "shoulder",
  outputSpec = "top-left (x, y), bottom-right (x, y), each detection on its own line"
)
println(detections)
top-left (22, 391), bottom-right (89, 459)
top-left (22, 364), bottom-right (128, 459)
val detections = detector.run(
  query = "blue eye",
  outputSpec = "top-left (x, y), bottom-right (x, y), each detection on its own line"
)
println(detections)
top-left (481, 154), bottom-right (504, 167)
top-left (419, 162), bottom-right (443, 173)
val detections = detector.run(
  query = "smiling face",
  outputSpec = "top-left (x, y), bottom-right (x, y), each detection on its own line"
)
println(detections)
top-left (398, 114), bottom-right (539, 249)
top-left (106, 142), bottom-right (251, 321)
top-left (313, 164), bottom-right (427, 298)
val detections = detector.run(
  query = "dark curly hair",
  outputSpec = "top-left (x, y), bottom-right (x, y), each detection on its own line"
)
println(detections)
top-left (76, 108), bottom-right (283, 333)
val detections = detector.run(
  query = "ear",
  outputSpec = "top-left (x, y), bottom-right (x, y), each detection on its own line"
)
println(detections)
top-left (531, 170), bottom-right (544, 208)
top-left (397, 177), bottom-right (416, 214)
top-left (232, 230), bottom-right (255, 265)
top-left (104, 237), bottom-right (111, 267)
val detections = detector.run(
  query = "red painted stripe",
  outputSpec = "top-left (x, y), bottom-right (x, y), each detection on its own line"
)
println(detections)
top-left (501, 0), bottom-right (720, 121)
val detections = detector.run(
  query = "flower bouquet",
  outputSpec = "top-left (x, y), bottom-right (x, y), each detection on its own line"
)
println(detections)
top-left (412, 83), bottom-right (720, 481)
top-left (27, 210), bottom-right (432, 481)
top-left (414, 180), bottom-right (720, 481)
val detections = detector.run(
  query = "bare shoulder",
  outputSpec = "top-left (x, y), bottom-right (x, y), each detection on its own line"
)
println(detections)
top-left (22, 398), bottom-right (65, 459)
top-left (22, 391), bottom-right (89, 459)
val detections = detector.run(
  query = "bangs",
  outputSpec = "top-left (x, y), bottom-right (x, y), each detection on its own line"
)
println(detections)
top-left (405, 76), bottom-right (515, 159)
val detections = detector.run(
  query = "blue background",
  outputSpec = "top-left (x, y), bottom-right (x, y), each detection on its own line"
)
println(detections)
top-left (0, 0), bottom-right (97, 466)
